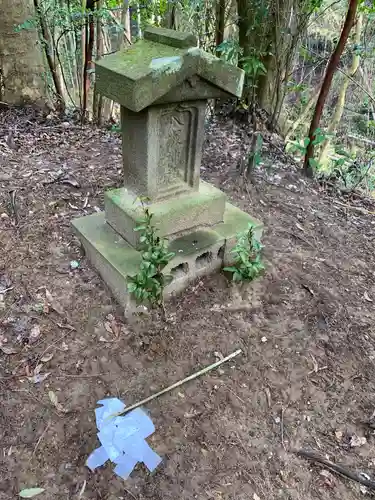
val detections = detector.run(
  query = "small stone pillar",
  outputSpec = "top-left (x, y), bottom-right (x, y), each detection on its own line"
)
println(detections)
top-left (73, 27), bottom-right (263, 310)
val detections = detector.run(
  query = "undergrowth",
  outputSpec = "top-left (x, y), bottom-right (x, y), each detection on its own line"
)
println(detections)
top-left (127, 199), bottom-right (175, 313)
top-left (224, 224), bottom-right (265, 282)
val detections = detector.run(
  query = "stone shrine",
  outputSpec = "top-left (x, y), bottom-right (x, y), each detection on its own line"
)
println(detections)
top-left (73, 27), bottom-right (263, 310)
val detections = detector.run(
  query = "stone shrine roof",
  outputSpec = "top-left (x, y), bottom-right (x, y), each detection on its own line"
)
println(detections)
top-left (95, 27), bottom-right (244, 112)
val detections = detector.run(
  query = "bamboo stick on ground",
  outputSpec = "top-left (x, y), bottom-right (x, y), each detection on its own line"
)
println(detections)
top-left (113, 349), bottom-right (242, 417)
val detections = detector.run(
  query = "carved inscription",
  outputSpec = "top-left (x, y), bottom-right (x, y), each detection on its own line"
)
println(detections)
top-left (156, 103), bottom-right (197, 197)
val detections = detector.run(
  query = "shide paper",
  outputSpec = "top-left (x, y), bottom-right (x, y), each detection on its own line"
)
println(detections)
top-left (87, 398), bottom-right (161, 479)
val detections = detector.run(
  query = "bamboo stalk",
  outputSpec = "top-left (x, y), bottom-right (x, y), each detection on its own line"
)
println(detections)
top-left (114, 349), bottom-right (242, 417)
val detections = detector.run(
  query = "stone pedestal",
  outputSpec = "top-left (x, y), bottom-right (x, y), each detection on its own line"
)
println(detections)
top-left (72, 26), bottom-right (263, 311)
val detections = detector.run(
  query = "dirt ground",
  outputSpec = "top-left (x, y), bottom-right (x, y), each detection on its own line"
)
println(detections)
top-left (1, 107), bottom-right (375, 500)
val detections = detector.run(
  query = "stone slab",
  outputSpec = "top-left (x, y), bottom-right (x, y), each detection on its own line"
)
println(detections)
top-left (95, 28), bottom-right (244, 112)
top-left (72, 212), bottom-right (141, 310)
top-left (72, 212), bottom-right (224, 307)
top-left (144, 26), bottom-right (197, 48)
top-left (104, 181), bottom-right (227, 247)
top-left (72, 203), bottom-right (264, 312)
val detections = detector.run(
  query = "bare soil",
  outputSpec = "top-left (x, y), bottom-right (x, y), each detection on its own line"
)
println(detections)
top-left (1, 107), bottom-right (375, 500)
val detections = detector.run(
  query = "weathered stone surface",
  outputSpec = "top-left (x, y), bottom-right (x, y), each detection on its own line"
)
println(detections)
top-left (72, 212), bottom-right (141, 310)
top-left (154, 75), bottom-right (232, 105)
top-left (120, 100), bottom-right (206, 200)
top-left (105, 181), bottom-right (226, 247)
top-left (144, 26), bottom-right (197, 48)
top-left (72, 204), bottom-right (264, 308)
top-left (95, 28), bottom-right (244, 112)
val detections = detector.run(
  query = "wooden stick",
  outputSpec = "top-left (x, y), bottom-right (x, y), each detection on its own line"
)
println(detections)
top-left (114, 349), bottom-right (242, 417)
top-left (296, 449), bottom-right (375, 490)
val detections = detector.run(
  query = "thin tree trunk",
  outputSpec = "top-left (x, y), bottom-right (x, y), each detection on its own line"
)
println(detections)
top-left (215, 0), bottom-right (225, 52)
top-left (136, 4), bottom-right (142, 38)
top-left (304, 0), bottom-right (359, 176)
top-left (33, 0), bottom-right (65, 110)
top-left (100, 26), bottom-right (113, 123)
top-left (93, 0), bottom-right (103, 122)
top-left (121, 0), bottom-right (132, 45)
top-left (163, 2), bottom-right (176, 29)
top-left (318, 13), bottom-right (363, 166)
top-left (82, 0), bottom-right (95, 121)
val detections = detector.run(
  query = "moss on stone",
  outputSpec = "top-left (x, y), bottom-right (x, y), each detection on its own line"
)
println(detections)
top-left (95, 27), bottom-right (245, 110)
top-left (144, 26), bottom-right (197, 48)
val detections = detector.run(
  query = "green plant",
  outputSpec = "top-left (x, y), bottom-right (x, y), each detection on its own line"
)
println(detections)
top-left (318, 150), bottom-right (375, 192)
top-left (224, 224), bottom-right (264, 282)
top-left (241, 55), bottom-right (267, 80)
top-left (287, 127), bottom-right (328, 170)
top-left (127, 200), bottom-right (175, 310)
top-left (216, 39), bottom-right (242, 65)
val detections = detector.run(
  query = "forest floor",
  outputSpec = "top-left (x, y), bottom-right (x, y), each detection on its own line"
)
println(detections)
top-left (1, 107), bottom-right (375, 500)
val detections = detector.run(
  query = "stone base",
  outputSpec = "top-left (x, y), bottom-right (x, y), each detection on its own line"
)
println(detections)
top-left (72, 203), bottom-right (263, 311)
top-left (104, 180), bottom-right (226, 247)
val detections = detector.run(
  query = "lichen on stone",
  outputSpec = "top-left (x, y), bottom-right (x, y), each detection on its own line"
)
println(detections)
top-left (187, 47), bottom-right (218, 63)
top-left (149, 56), bottom-right (183, 76)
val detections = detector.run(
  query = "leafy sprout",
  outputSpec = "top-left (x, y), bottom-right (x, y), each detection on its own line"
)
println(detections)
top-left (224, 224), bottom-right (264, 282)
top-left (127, 200), bottom-right (174, 313)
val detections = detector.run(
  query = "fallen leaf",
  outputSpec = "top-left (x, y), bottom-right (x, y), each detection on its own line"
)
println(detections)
top-left (360, 485), bottom-right (368, 495)
top-left (60, 176), bottom-right (80, 188)
top-left (70, 260), bottom-right (80, 270)
top-left (43, 300), bottom-right (49, 314)
top-left (350, 435), bottom-right (367, 447)
top-left (40, 353), bottom-right (54, 363)
top-left (48, 390), bottom-right (58, 407)
top-left (184, 409), bottom-right (202, 418)
top-left (30, 325), bottom-right (41, 343)
top-left (48, 390), bottom-right (68, 413)
top-left (0, 345), bottom-right (18, 355)
top-left (320, 469), bottom-right (335, 488)
top-left (27, 372), bottom-right (50, 384)
top-left (335, 430), bottom-right (343, 441)
top-left (364, 292), bottom-right (373, 302)
top-left (295, 222), bottom-right (305, 232)
top-left (253, 494), bottom-right (261, 500)
top-left (33, 364), bottom-right (43, 375)
top-left (99, 336), bottom-right (112, 343)
top-left (110, 319), bottom-right (121, 338)
top-left (56, 322), bottom-right (75, 331)
top-left (104, 321), bottom-right (113, 334)
top-left (19, 487), bottom-right (45, 498)
top-left (45, 289), bottom-right (64, 315)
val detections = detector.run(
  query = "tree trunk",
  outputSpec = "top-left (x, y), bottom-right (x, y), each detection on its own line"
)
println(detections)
top-left (215, 0), bottom-right (225, 52)
top-left (121, 0), bottom-right (132, 45)
top-left (318, 13), bottom-right (363, 166)
top-left (82, 0), bottom-right (95, 120)
top-left (93, 0), bottom-right (103, 122)
top-left (0, 0), bottom-right (48, 105)
top-left (304, 0), bottom-right (359, 176)
top-left (33, 0), bottom-right (65, 110)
